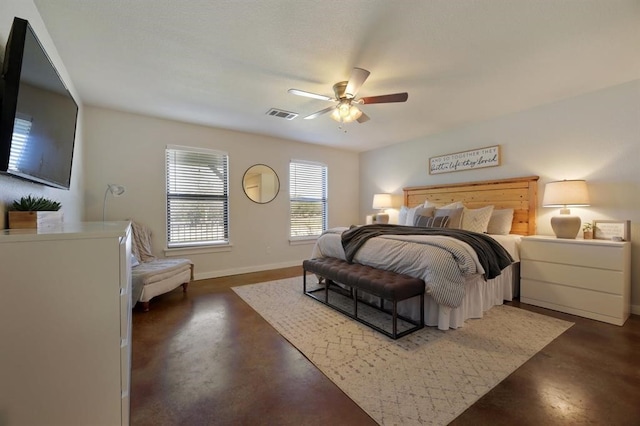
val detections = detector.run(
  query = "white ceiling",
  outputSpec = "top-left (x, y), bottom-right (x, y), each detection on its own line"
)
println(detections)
top-left (33, 0), bottom-right (640, 152)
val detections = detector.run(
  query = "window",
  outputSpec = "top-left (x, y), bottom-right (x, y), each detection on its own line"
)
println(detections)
top-left (166, 146), bottom-right (229, 248)
top-left (289, 160), bottom-right (327, 238)
top-left (8, 115), bottom-right (33, 172)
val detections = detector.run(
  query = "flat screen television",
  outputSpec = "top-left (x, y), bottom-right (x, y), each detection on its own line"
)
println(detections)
top-left (0, 17), bottom-right (78, 190)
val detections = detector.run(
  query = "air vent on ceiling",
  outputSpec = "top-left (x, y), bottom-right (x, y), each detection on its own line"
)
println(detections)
top-left (266, 108), bottom-right (298, 120)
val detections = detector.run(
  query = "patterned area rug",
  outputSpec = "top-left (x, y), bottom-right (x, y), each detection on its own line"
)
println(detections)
top-left (233, 277), bottom-right (572, 425)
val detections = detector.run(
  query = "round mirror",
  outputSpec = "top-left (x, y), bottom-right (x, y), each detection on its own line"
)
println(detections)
top-left (242, 164), bottom-right (280, 204)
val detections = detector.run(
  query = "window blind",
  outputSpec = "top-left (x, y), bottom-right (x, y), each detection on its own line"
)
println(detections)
top-left (289, 160), bottom-right (327, 238)
top-left (166, 147), bottom-right (229, 247)
top-left (8, 116), bottom-right (32, 172)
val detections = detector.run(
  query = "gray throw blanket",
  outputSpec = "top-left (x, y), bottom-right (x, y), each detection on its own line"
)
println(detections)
top-left (341, 224), bottom-right (513, 280)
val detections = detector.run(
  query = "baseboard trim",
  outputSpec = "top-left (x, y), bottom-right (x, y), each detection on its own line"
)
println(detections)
top-left (193, 260), bottom-right (302, 280)
top-left (631, 304), bottom-right (640, 316)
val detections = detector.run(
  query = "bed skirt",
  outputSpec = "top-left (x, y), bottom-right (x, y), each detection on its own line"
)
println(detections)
top-left (358, 263), bottom-right (519, 330)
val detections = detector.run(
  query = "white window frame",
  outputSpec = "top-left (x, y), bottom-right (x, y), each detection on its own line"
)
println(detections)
top-left (165, 145), bottom-right (230, 251)
top-left (289, 159), bottom-right (328, 241)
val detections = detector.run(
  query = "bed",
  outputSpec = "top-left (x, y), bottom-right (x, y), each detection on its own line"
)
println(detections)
top-left (311, 176), bottom-right (539, 330)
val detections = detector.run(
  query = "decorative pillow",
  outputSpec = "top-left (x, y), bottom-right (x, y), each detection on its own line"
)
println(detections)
top-left (415, 214), bottom-right (449, 228)
top-left (404, 205), bottom-right (421, 226)
top-left (411, 207), bottom-right (435, 226)
top-left (398, 206), bottom-right (408, 225)
top-left (423, 199), bottom-right (439, 208)
top-left (414, 206), bottom-right (434, 220)
top-left (434, 207), bottom-right (464, 229)
top-left (405, 205), bottom-right (434, 226)
top-left (487, 208), bottom-right (514, 235)
top-left (461, 205), bottom-right (494, 233)
top-left (440, 201), bottom-right (464, 210)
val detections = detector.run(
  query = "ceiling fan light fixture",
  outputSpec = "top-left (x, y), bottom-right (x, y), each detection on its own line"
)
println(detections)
top-left (289, 67), bottom-right (408, 124)
top-left (330, 101), bottom-right (362, 123)
top-left (350, 105), bottom-right (363, 120)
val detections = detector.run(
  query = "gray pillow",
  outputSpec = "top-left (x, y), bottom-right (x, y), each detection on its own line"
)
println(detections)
top-left (415, 214), bottom-right (450, 228)
top-left (435, 207), bottom-right (464, 229)
top-left (412, 206), bottom-right (434, 222)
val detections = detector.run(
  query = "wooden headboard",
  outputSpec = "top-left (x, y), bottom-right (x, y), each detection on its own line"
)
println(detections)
top-left (403, 176), bottom-right (539, 236)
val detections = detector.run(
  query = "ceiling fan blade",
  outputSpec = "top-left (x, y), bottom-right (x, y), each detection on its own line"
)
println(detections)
top-left (356, 112), bottom-right (370, 123)
top-left (360, 92), bottom-right (408, 104)
top-left (345, 67), bottom-right (370, 98)
top-left (288, 88), bottom-right (333, 101)
top-left (304, 105), bottom-right (336, 120)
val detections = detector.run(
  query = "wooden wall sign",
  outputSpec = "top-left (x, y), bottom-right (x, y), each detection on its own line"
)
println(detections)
top-left (429, 145), bottom-right (501, 175)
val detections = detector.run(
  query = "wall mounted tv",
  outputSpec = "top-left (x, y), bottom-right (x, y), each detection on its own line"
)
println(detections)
top-left (0, 17), bottom-right (78, 190)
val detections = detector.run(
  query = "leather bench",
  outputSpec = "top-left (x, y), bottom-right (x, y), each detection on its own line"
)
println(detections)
top-left (303, 257), bottom-right (425, 339)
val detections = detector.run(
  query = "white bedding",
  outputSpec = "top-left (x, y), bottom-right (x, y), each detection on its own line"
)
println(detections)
top-left (311, 227), bottom-right (521, 330)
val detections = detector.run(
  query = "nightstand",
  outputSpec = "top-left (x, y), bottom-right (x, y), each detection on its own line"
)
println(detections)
top-left (520, 235), bottom-right (631, 326)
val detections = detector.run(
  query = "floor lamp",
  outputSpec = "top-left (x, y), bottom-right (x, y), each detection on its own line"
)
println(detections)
top-left (103, 183), bottom-right (126, 221)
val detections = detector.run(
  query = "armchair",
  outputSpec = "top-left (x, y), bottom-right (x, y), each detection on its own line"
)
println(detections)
top-left (130, 221), bottom-right (193, 311)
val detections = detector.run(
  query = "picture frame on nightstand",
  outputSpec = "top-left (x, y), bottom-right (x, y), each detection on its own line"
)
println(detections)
top-left (593, 220), bottom-right (630, 241)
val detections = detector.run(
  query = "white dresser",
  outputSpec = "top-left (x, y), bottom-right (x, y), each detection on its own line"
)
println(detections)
top-left (0, 222), bottom-right (132, 425)
top-left (520, 235), bottom-right (631, 326)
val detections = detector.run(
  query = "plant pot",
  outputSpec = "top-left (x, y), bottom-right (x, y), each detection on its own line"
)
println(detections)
top-left (8, 211), bottom-right (63, 229)
top-left (583, 231), bottom-right (593, 240)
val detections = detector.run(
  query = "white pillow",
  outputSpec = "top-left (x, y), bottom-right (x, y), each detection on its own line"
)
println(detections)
top-left (487, 208), bottom-right (514, 235)
top-left (462, 205), bottom-right (495, 233)
top-left (440, 201), bottom-right (464, 210)
top-left (423, 200), bottom-right (462, 209)
top-left (398, 206), bottom-right (408, 225)
top-left (405, 205), bottom-right (424, 226)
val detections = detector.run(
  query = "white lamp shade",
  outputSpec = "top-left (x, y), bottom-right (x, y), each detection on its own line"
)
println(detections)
top-left (543, 180), bottom-right (589, 239)
top-left (542, 180), bottom-right (590, 207)
top-left (372, 193), bottom-right (392, 209)
top-left (330, 101), bottom-right (363, 123)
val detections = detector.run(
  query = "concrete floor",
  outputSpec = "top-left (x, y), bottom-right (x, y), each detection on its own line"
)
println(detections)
top-left (130, 266), bottom-right (640, 425)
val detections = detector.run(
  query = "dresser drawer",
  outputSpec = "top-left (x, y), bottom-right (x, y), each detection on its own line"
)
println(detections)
top-left (521, 278), bottom-right (625, 320)
top-left (521, 260), bottom-right (625, 294)
top-left (120, 339), bottom-right (131, 403)
top-left (120, 288), bottom-right (131, 338)
top-left (521, 239), bottom-right (625, 270)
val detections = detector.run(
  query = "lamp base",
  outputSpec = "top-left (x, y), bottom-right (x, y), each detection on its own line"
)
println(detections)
top-left (550, 215), bottom-right (581, 239)
top-left (375, 213), bottom-right (389, 224)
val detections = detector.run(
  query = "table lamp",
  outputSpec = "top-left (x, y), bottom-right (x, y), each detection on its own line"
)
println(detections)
top-left (542, 180), bottom-right (590, 239)
top-left (372, 193), bottom-right (392, 224)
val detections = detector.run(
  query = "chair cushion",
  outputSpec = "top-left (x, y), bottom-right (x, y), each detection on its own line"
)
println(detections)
top-left (132, 258), bottom-right (192, 303)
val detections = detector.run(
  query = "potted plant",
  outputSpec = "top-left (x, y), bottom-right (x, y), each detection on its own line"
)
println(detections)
top-left (8, 195), bottom-right (63, 229)
top-left (582, 222), bottom-right (593, 240)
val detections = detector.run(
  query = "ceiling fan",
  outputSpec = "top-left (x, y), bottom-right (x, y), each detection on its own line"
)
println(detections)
top-left (288, 67), bottom-right (408, 124)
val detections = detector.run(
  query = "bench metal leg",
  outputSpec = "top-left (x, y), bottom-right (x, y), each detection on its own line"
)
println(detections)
top-left (303, 268), bottom-right (307, 293)
top-left (353, 288), bottom-right (358, 318)
top-left (392, 300), bottom-right (398, 339)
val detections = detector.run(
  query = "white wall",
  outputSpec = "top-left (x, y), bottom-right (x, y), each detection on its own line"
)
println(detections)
top-left (0, 0), bottom-right (85, 227)
top-left (360, 80), bottom-right (640, 312)
top-left (83, 106), bottom-right (360, 279)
